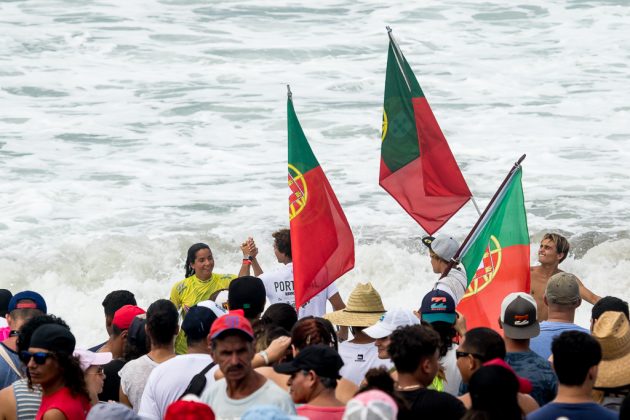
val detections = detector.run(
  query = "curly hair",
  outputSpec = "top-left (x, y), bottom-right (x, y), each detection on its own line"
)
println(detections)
top-left (291, 317), bottom-right (338, 351)
top-left (28, 351), bottom-right (89, 400)
top-left (389, 325), bottom-right (440, 374)
top-left (272, 229), bottom-right (291, 259)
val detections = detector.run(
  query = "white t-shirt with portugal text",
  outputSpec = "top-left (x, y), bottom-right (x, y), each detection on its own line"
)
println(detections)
top-left (338, 341), bottom-right (393, 386)
top-left (259, 263), bottom-right (339, 319)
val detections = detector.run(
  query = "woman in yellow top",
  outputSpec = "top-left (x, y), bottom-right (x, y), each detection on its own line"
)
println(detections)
top-left (170, 241), bottom-right (259, 354)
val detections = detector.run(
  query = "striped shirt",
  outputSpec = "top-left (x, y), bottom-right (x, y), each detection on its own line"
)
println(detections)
top-left (13, 378), bottom-right (41, 420)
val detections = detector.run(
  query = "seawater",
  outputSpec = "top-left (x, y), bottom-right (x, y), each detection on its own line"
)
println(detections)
top-left (1, 0), bottom-right (629, 346)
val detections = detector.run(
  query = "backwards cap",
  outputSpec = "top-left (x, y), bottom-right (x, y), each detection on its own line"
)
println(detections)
top-left (8, 291), bottom-right (47, 314)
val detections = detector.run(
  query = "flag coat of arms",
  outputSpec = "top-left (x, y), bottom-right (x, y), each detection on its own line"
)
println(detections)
top-left (287, 88), bottom-right (355, 308)
top-left (456, 165), bottom-right (530, 332)
top-left (380, 29), bottom-right (471, 235)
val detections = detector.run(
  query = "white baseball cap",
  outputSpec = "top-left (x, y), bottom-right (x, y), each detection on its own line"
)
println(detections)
top-left (197, 299), bottom-right (228, 318)
top-left (73, 349), bottom-right (113, 372)
top-left (363, 308), bottom-right (420, 339)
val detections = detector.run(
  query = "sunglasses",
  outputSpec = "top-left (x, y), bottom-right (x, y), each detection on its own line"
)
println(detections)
top-left (455, 350), bottom-right (484, 360)
top-left (19, 351), bottom-right (54, 365)
top-left (87, 367), bottom-right (105, 375)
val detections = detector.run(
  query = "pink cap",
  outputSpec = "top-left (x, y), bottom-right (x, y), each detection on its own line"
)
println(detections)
top-left (73, 349), bottom-right (113, 371)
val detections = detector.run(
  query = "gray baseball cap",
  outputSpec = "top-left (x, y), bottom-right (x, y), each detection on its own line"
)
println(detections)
top-left (545, 272), bottom-right (580, 305)
top-left (422, 234), bottom-right (460, 261)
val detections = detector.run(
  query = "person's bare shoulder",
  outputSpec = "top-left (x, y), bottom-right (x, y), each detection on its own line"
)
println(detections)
top-left (42, 409), bottom-right (67, 420)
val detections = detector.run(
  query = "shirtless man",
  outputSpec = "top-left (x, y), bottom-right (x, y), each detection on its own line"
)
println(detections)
top-left (530, 233), bottom-right (600, 321)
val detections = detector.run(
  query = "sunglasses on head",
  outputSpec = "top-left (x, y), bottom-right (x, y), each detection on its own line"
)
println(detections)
top-left (19, 351), bottom-right (54, 365)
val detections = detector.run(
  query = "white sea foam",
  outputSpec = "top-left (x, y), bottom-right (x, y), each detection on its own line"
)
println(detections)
top-left (0, 0), bottom-right (629, 345)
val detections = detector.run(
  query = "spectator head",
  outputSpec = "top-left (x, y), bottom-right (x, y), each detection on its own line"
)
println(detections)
top-left (541, 233), bottom-right (570, 263)
top-left (364, 309), bottom-right (420, 359)
top-left (185, 243), bottom-right (213, 279)
top-left (467, 365), bottom-right (521, 420)
top-left (209, 310), bottom-right (255, 382)
top-left (102, 290), bottom-right (136, 335)
top-left (274, 345), bottom-right (343, 403)
top-left (591, 296), bottom-right (629, 330)
top-left (17, 314), bottom-right (70, 355)
top-left (87, 402), bottom-right (142, 420)
top-left (123, 315), bottom-right (148, 362)
top-left (165, 398), bottom-right (215, 420)
top-left (209, 289), bottom-right (229, 311)
top-left (228, 277), bottom-right (266, 321)
top-left (0, 289), bottom-right (12, 318)
top-left (544, 272), bottom-right (581, 311)
top-left (6, 291), bottom-right (47, 331)
top-left (422, 234), bottom-right (460, 264)
top-left (499, 292), bottom-right (540, 340)
top-left (291, 317), bottom-right (338, 355)
top-left (457, 327), bottom-right (506, 384)
top-left (261, 303), bottom-right (298, 334)
top-left (111, 305), bottom-right (146, 359)
top-left (420, 289), bottom-right (458, 357)
top-left (146, 299), bottom-right (179, 347)
top-left (323, 282), bottom-right (385, 328)
top-left (592, 311), bottom-right (630, 389)
top-left (272, 229), bottom-right (292, 262)
top-left (343, 389), bottom-right (398, 420)
top-left (74, 349), bottom-right (113, 402)
top-left (242, 405), bottom-right (296, 420)
top-left (552, 330), bottom-right (601, 387)
top-left (182, 305), bottom-right (219, 347)
top-left (388, 325), bottom-right (441, 387)
top-left (25, 324), bottom-right (88, 399)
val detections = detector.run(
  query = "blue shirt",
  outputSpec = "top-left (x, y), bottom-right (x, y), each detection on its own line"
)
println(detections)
top-left (530, 321), bottom-right (589, 360)
top-left (506, 350), bottom-right (557, 406)
top-left (527, 402), bottom-right (617, 420)
top-left (0, 343), bottom-right (23, 389)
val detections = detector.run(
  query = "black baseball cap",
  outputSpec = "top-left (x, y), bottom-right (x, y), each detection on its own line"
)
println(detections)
top-left (420, 289), bottom-right (457, 324)
top-left (0, 290), bottom-right (12, 317)
top-left (30, 324), bottom-right (75, 354)
top-left (500, 293), bottom-right (540, 339)
top-left (228, 276), bottom-right (266, 319)
top-left (182, 305), bottom-right (218, 341)
top-left (274, 345), bottom-right (344, 379)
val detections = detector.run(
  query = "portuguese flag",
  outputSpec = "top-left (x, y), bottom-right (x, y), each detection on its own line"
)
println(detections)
top-left (380, 29), bottom-right (471, 235)
top-left (456, 164), bottom-right (530, 332)
top-left (287, 87), bottom-right (355, 308)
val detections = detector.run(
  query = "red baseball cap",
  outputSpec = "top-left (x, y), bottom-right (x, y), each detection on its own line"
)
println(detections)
top-left (112, 305), bottom-right (146, 330)
top-left (483, 358), bottom-right (533, 394)
top-left (209, 309), bottom-right (254, 340)
top-left (165, 400), bottom-right (215, 420)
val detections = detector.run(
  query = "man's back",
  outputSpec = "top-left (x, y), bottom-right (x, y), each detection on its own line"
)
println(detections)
top-left (139, 353), bottom-right (218, 420)
top-left (201, 377), bottom-right (295, 419)
top-left (397, 388), bottom-right (466, 420)
top-left (530, 321), bottom-right (589, 360)
top-left (506, 351), bottom-right (557, 406)
top-left (526, 402), bottom-right (617, 420)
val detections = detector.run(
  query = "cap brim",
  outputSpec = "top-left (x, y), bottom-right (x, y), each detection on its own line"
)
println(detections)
top-left (273, 361), bottom-right (302, 375)
top-left (211, 328), bottom-right (253, 341)
top-left (503, 322), bottom-right (540, 340)
top-left (421, 236), bottom-right (435, 249)
top-left (363, 323), bottom-right (394, 339)
top-left (422, 313), bottom-right (456, 325)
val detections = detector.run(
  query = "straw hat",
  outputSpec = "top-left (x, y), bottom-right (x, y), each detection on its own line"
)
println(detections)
top-left (323, 283), bottom-right (385, 327)
top-left (593, 311), bottom-right (630, 388)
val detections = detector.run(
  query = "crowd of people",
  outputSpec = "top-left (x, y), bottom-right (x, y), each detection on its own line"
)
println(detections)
top-left (0, 229), bottom-right (629, 419)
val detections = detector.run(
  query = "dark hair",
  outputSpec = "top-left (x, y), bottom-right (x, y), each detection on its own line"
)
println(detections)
top-left (552, 330), bottom-right (601, 386)
top-left (123, 317), bottom-right (149, 362)
top-left (146, 299), bottom-right (178, 346)
top-left (102, 290), bottom-right (136, 317)
top-left (272, 229), bottom-right (291, 259)
top-left (256, 303), bottom-right (297, 345)
top-left (592, 296), bottom-right (629, 321)
top-left (389, 325), bottom-right (440, 374)
top-left (543, 233), bottom-right (570, 263)
top-left (185, 243), bottom-right (211, 278)
top-left (621, 392), bottom-right (630, 420)
top-left (17, 315), bottom-right (70, 354)
top-left (356, 368), bottom-right (411, 418)
top-left (0, 289), bottom-right (12, 318)
top-left (466, 365), bottom-right (522, 420)
top-left (9, 307), bottom-right (44, 323)
top-left (34, 352), bottom-right (89, 400)
top-left (320, 376), bottom-right (337, 389)
top-left (430, 321), bottom-right (457, 357)
top-left (462, 328), bottom-right (506, 362)
top-left (291, 317), bottom-right (338, 351)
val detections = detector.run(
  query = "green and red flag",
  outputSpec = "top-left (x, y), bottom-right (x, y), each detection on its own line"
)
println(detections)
top-left (287, 87), bottom-right (355, 308)
top-left (454, 161), bottom-right (530, 332)
top-left (380, 28), bottom-right (471, 235)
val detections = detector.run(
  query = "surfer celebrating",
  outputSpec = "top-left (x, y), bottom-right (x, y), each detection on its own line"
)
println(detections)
top-left (530, 233), bottom-right (600, 321)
